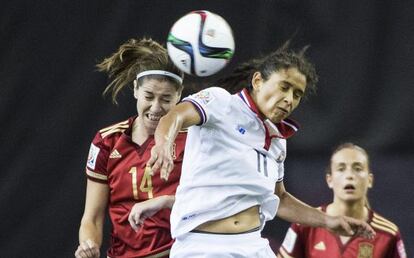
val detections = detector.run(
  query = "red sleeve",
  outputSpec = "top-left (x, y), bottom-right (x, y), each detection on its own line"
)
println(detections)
top-left (85, 131), bottom-right (111, 183)
top-left (278, 223), bottom-right (306, 258)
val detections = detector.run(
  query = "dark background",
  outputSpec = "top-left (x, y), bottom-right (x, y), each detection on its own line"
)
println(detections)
top-left (1, 0), bottom-right (413, 257)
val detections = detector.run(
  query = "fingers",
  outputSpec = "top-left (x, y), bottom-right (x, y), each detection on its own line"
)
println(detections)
top-left (146, 150), bottom-right (159, 176)
top-left (346, 217), bottom-right (376, 239)
top-left (352, 221), bottom-right (376, 239)
top-left (128, 208), bottom-right (142, 232)
top-left (341, 219), bottom-right (354, 236)
top-left (147, 146), bottom-right (175, 180)
top-left (150, 157), bottom-right (163, 176)
top-left (146, 142), bottom-right (178, 181)
top-left (75, 240), bottom-right (99, 258)
top-left (161, 160), bottom-right (174, 181)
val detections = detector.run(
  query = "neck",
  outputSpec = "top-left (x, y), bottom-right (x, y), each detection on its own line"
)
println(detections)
top-left (327, 198), bottom-right (368, 221)
top-left (131, 118), bottom-right (153, 145)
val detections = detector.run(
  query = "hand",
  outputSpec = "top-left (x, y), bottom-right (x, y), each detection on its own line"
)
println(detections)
top-left (128, 196), bottom-right (172, 232)
top-left (74, 239), bottom-right (100, 258)
top-left (146, 143), bottom-right (175, 181)
top-left (326, 215), bottom-right (376, 239)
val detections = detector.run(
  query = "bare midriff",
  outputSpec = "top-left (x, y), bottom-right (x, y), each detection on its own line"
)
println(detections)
top-left (194, 205), bottom-right (260, 233)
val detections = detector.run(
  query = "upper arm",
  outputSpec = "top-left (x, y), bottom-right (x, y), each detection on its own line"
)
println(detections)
top-left (81, 179), bottom-right (109, 225)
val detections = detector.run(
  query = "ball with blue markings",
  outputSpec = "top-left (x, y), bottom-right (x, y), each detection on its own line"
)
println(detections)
top-left (167, 10), bottom-right (235, 77)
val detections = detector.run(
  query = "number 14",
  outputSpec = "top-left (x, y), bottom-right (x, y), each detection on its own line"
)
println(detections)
top-left (129, 167), bottom-right (154, 200)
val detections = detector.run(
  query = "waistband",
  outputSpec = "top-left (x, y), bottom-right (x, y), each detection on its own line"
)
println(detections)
top-left (190, 226), bottom-right (260, 235)
top-left (107, 248), bottom-right (170, 258)
top-left (177, 228), bottom-right (262, 244)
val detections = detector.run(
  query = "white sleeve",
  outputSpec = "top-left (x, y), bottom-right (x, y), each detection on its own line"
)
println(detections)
top-left (182, 87), bottom-right (231, 125)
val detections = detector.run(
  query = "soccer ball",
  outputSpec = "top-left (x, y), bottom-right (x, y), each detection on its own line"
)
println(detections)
top-left (167, 10), bottom-right (235, 77)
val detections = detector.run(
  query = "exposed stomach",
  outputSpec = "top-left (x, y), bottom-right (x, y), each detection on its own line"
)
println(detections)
top-left (194, 205), bottom-right (260, 233)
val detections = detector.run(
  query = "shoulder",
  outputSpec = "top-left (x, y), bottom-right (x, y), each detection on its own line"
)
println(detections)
top-left (370, 211), bottom-right (400, 237)
top-left (185, 86), bottom-right (231, 104)
top-left (202, 86), bottom-right (231, 95)
top-left (98, 118), bottom-right (131, 139)
top-left (90, 118), bottom-right (132, 150)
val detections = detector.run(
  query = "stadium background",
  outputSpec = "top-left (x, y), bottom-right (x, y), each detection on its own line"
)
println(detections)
top-left (1, 0), bottom-right (413, 257)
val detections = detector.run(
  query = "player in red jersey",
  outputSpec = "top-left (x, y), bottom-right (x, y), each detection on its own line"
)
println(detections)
top-left (75, 38), bottom-right (185, 258)
top-left (278, 143), bottom-right (407, 258)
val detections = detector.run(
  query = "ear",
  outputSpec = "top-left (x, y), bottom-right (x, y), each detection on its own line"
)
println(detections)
top-left (368, 172), bottom-right (374, 189)
top-left (251, 71), bottom-right (263, 91)
top-left (326, 173), bottom-right (333, 189)
top-left (133, 80), bottom-right (139, 99)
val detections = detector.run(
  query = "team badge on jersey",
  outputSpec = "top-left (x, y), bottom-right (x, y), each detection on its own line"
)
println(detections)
top-left (237, 125), bottom-right (246, 134)
top-left (193, 90), bottom-right (214, 105)
top-left (87, 143), bottom-right (100, 170)
top-left (358, 243), bottom-right (373, 258)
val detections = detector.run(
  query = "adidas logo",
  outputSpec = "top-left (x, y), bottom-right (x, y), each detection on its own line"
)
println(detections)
top-left (314, 241), bottom-right (326, 251)
top-left (109, 149), bottom-right (122, 159)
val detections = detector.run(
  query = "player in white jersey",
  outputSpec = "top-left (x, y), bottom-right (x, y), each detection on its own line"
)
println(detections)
top-left (135, 42), bottom-right (376, 257)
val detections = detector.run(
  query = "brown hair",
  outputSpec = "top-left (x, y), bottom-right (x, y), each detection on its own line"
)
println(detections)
top-left (218, 41), bottom-right (318, 96)
top-left (327, 142), bottom-right (372, 208)
top-left (97, 38), bottom-right (184, 104)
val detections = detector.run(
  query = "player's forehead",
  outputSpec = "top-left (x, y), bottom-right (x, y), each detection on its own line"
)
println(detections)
top-left (139, 79), bottom-right (178, 96)
top-left (331, 148), bottom-right (368, 166)
top-left (268, 67), bottom-right (307, 90)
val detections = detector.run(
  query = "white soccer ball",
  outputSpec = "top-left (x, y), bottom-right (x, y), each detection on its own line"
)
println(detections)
top-left (167, 10), bottom-right (235, 77)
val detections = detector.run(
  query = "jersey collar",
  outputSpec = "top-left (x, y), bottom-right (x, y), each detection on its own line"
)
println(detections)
top-left (238, 88), bottom-right (300, 139)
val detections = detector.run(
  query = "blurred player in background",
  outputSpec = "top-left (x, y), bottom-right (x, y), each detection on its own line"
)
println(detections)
top-left (144, 43), bottom-right (375, 257)
top-left (75, 38), bottom-right (186, 258)
top-left (278, 142), bottom-right (407, 258)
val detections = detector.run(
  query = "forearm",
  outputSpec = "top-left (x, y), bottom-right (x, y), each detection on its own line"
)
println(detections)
top-left (155, 110), bottom-right (183, 147)
top-left (277, 191), bottom-right (327, 228)
top-left (79, 219), bottom-right (104, 246)
top-left (155, 102), bottom-right (201, 146)
top-left (161, 195), bottom-right (176, 209)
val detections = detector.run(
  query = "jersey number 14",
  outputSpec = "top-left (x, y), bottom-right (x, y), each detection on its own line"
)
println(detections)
top-left (129, 167), bottom-right (153, 200)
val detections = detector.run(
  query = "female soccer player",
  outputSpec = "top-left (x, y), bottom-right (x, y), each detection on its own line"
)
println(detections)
top-left (75, 38), bottom-right (186, 258)
top-left (278, 143), bottom-right (407, 258)
top-left (144, 43), bottom-right (376, 257)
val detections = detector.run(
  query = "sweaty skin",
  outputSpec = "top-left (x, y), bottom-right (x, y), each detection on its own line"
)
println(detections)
top-left (195, 206), bottom-right (261, 233)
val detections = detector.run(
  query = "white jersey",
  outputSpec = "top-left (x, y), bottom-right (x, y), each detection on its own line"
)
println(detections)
top-left (170, 87), bottom-right (299, 238)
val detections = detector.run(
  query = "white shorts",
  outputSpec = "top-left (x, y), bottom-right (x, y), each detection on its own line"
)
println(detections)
top-left (170, 230), bottom-right (276, 258)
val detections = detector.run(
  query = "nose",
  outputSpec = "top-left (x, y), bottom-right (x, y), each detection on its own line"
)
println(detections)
top-left (150, 99), bottom-right (162, 113)
top-left (345, 169), bottom-right (355, 180)
top-left (283, 90), bottom-right (294, 106)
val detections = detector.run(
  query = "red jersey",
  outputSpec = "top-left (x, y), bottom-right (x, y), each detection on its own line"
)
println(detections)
top-left (85, 116), bottom-right (187, 258)
top-left (278, 207), bottom-right (407, 258)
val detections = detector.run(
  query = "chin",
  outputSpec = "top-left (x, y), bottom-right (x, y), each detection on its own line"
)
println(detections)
top-left (270, 116), bottom-right (283, 123)
top-left (342, 197), bottom-right (363, 204)
top-left (144, 121), bottom-right (158, 132)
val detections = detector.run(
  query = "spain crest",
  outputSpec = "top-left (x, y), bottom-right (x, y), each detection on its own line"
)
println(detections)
top-left (358, 243), bottom-right (373, 258)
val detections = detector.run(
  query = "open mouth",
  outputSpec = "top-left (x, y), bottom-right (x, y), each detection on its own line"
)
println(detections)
top-left (278, 107), bottom-right (289, 114)
top-left (146, 113), bottom-right (162, 122)
top-left (279, 107), bottom-right (288, 113)
top-left (344, 184), bottom-right (356, 191)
